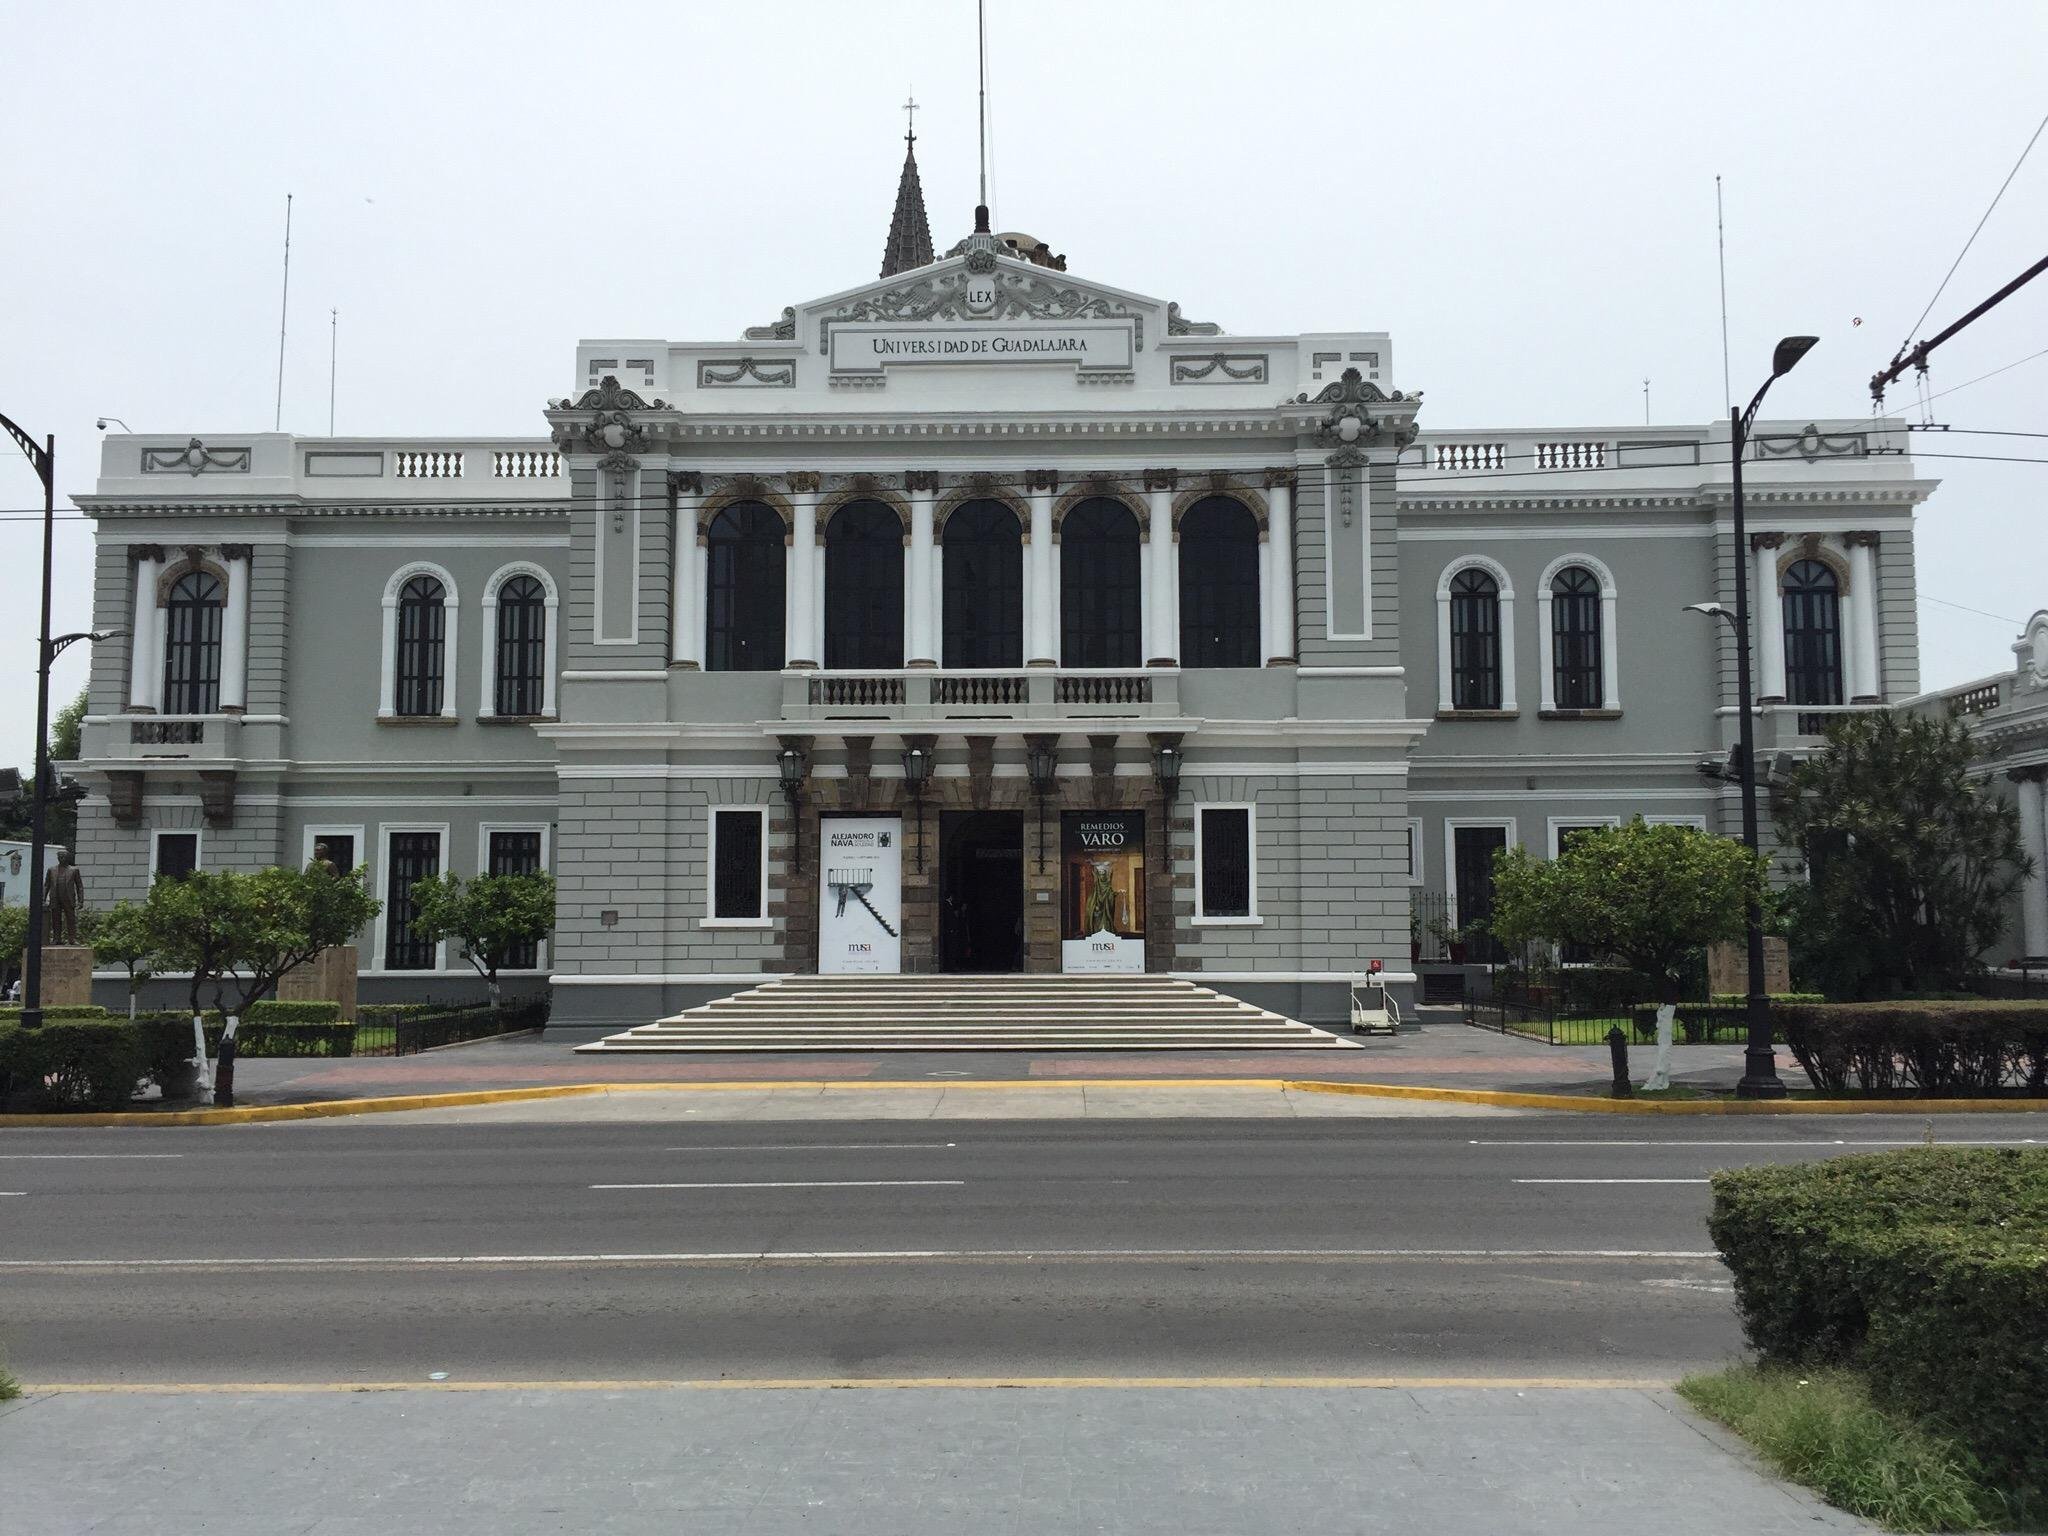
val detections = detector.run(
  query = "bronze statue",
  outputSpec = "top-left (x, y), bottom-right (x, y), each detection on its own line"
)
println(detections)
top-left (43, 849), bottom-right (85, 945)
top-left (309, 841), bottom-right (341, 880)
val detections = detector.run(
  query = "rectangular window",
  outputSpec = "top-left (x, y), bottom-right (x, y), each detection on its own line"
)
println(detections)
top-left (1449, 823), bottom-right (1511, 965)
top-left (1405, 817), bottom-right (1425, 884)
top-left (153, 832), bottom-right (199, 881)
top-left (1551, 822), bottom-right (1612, 964)
top-left (709, 809), bottom-right (767, 922)
top-left (487, 829), bottom-right (546, 969)
top-left (384, 831), bottom-right (442, 970)
top-left (1196, 807), bottom-right (1254, 920)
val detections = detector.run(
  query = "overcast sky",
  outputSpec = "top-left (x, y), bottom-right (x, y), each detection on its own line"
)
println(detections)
top-left (2, 0), bottom-right (2042, 767)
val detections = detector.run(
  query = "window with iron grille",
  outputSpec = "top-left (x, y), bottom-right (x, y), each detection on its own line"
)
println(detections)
top-left (153, 832), bottom-right (199, 882)
top-left (1178, 497), bottom-right (1261, 668)
top-left (1549, 566), bottom-right (1602, 708)
top-left (824, 500), bottom-right (905, 669)
top-left (941, 500), bottom-right (1023, 668)
top-left (705, 502), bottom-right (786, 671)
top-left (711, 809), bottom-right (766, 921)
top-left (494, 575), bottom-right (547, 716)
top-left (394, 575), bottom-right (446, 716)
top-left (488, 829), bottom-right (545, 969)
top-left (1449, 568), bottom-right (1502, 709)
top-left (162, 569), bottom-right (224, 715)
top-left (1783, 559), bottom-right (1843, 707)
top-left (1060, 498), bottom-right (1143, 668)
top-left (1198, 807), bottom-right (1253, 919)
top-left (384, 831), bottom-right (441, 970)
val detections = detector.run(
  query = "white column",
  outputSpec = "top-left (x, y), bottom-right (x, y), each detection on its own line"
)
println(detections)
top-left (787, 477), bottom-right (819, 668)
top-left (671, 478), bottom-right (701, 667)
top-left (1027, 477), bottom-right (1056, 665)
top-left (907, 478), bottom-right (936, 666)
top-left (541, 587), bottom-right (560, 717)
top-left (1599, 588), bottom-right (1621, 709)
top-left (1265, 473), bottom-right (1295, 664)
top-left (1754, 538), bottom-right (1787, 700)
top-left (219, 547), bottom-right (250, 711)
top-left (2016, 773), bottom-right (2048, 959)
top-left (128, 549), bottom-right (162, 710)
top-left (378, 598), bottom-right (398, 718)
top-left (1536, 586), bottom-right (1557, 714)
top-left (1846, 534), bottom-right (1880, 700)
top-left (1145, 475), bottom-right (1177, 666)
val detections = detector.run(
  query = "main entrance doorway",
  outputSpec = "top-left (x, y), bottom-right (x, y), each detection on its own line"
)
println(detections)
top-left (938, 811), bottom-right (1024, 973)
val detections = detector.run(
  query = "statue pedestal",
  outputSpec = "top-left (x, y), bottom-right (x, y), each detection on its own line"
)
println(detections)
top-left (277, 945), bottom-right (358, 1019)
top-left (30, 946), bottom-right (95, 1007)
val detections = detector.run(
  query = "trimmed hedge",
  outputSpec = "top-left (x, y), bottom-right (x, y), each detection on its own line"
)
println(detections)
top-left (1777, 1001), bottom-right (2048, 1095)
top-left (1708, 1148), bottom-right (2048, 1495)
top-left (1709, 992), bottom-right (1826, 1006)
top-left (0, 1018), bottom-right (152, 1110)
top-left (246, 1000), bottom-right (345, 1025)
top-left (0, 1004), bottom-right (112, 1021)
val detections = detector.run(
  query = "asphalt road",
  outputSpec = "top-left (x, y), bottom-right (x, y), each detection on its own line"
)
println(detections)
top-left (2, 1115), bottom-right (2040, 1384)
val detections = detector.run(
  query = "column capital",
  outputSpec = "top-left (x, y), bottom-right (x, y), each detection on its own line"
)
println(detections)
top-left (219, 543), bottom-right (253, 563)
top-left (905, 470), bottom-right (941, 493)
top-left (1142, 469), bottom-right (1179, 492)
top-left (128, 543), bottom-right (166, 563)
top-left (1750, 531), bottom-right (1788, 552)
top-left (1843, 529), bottom-right (1882, 549)
top-left (1262, 467), bottom-right (1296, 490)
top-left (1025, 469), bottom-right (1060, 493)
top-left (668, 470), bottom-right (704, 494)
top-left (785, 471), bottom-right (823, 495)
top-left (2008, 766), bottom-right (2048, 785)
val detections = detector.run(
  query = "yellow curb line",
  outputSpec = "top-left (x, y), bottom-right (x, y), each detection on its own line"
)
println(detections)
top-left (22, 1375), bottom-right (1671, 1394)
top-left (4, 1075), bottom-right (2045, 1127)
top-left (1282, 1080), bottom-right (2048, 1115)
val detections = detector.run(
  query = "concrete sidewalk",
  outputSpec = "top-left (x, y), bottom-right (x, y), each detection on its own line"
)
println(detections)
top-left (2, 1383), bottom-right (1868, 1535)
top-left (211, 1014), bottom-right (1779, 1110)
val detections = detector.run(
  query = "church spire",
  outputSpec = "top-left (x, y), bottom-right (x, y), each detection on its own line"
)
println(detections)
top-left (879, 94), bottom-right (934, 278)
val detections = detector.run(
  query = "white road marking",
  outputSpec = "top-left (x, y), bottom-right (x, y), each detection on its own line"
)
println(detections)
top-left (662, 1143), bottom-right (958, 1152)
top-left (1507, 1187), bottom-right (1712, 1196)
top-left (1472, 1139), bottom-right (2039, 1148)
top-left (0, 1191), bottom-right (24, 1197)
top-left (589, 1179), bottom-right (967, 1191)
top-left (0, 1154), bottom-right (185, 1160)
top-left (1514, 1178), bottom-right (1711, 1185)
top-left (0, 1247), bottom-right (1724, 1269)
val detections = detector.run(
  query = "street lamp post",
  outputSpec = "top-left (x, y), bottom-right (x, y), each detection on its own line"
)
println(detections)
top-left (1, 411), bottom-right (57, 1030)
top-left (1687, 335), bottom-right (1817, 1100)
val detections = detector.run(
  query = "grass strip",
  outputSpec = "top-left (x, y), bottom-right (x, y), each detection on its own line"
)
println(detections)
top-left (1678, 1365), bottom-right (2025, 1532)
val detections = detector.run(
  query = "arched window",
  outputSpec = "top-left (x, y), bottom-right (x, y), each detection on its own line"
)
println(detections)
top-left (394, 575), bottom-right (446, 717)
top-left (1783, 559), bottom-right (1843, 706)
top-left (823, 499), bottom-right (904, 669)
top-left (162, 569), bottom-right (224, 715)
top-left (942, 500), bottom-right (1022, 668)
top-left (1449, 568), bottom-right (1502, 710)
top-left (494, 574), bottom-right (547, 716)
top-left (1549, 565), bottom-right (1602, 709)
top-left (704, 502), bottom-right (785, 672)
top-left (1178, 496), bottom-right (1261, 668)
top-left (1060, 498), bottom-right (1142, 668)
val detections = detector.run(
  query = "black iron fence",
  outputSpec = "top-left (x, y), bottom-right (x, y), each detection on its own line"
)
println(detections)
top-left (354, 995), bottom-right (551, 1057)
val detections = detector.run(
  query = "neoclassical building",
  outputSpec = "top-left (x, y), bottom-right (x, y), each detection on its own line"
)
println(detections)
top-left (71, 153), bottom-right (1940, 1029)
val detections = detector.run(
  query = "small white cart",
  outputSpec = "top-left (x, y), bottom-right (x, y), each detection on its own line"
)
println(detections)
top-left (1348, 967), bottom-right (1401, 1036)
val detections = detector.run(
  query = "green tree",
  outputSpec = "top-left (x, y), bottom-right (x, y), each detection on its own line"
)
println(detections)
top-left (138, 865), bottom-right (380, 1104)
top-left (0, 902), bottom-right (27, 992)
top-left (1491, 819), bottom-right (1766, 1088)
top-left (0, 686), bottom-right (87, 847)
top-left (1492, 819), bottom-right (1764, 1002)
top-left (1774, 710), bottom-right (2029, 997)
top-left (408, 871), bottom-right (556, 1006)
top-left (92, 900), bottom-right (158, 1020)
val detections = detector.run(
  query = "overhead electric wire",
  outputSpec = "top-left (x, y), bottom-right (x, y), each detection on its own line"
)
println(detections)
top-left (1891, 109), bottom-right (2048, 359)
top-left (1916, 593), bottom-right (2026, 627)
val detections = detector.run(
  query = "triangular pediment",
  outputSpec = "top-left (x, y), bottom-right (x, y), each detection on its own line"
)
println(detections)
top-left (742, 252), bottom-right (1220, 352)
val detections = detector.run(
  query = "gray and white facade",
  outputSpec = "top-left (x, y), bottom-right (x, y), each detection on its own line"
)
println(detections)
top-left (70, 197), bottom-right (1940, 1031)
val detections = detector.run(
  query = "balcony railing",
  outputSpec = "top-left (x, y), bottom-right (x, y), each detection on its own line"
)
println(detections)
top-left (785, 670), bottom-right (1174, 722)
top-left (98, 714), bottom-right (241, 762)
top-left (1951, 681), bottom-right (2002, 716)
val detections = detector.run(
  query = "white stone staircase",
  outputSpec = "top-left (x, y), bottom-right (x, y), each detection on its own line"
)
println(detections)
top-left (575, 975), bottom-right (1358, 1053)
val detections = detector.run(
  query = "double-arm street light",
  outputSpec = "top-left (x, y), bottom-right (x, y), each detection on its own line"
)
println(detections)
top-left (0, 411), bottom-right (118, 1029)
top-left (1684, 335), bottom-right (1818, 1100)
